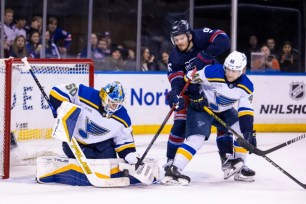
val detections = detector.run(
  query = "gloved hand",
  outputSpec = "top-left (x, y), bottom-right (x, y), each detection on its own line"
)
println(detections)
top-left (167, 90), bottom-right (185, 111)
top-left (243, 130), bottom-right (257, 147)
top-left (189, 94), bottom-right (208, 112)
top-left (124, 152), bottom-right (139, 165)
top-left (186, 69), bottom-right (204, 84)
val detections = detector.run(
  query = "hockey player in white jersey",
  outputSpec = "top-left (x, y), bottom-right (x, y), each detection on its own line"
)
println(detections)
top-left (47, 81), bottom-right (158, 186)
top-left (163, 51), bottom-right (256, 185)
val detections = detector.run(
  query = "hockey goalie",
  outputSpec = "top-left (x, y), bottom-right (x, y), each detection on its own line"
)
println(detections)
top-left (36, 81), bottom-right (159, 187)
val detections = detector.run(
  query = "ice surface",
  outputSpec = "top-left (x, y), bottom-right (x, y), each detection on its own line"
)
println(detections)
top-left (1, 133), bottom-right (305, 204)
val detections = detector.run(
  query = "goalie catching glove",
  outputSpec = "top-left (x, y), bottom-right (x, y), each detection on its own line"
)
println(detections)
top-left (122, 152), bottom-right (159, 185)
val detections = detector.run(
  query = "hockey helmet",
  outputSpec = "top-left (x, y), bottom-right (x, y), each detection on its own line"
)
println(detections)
top-left (170, 20), bottom-right (191, 44)
top-left (99, 81), bottom-right (125, 118)
top-left (223, 51), bottom-right (247, 72)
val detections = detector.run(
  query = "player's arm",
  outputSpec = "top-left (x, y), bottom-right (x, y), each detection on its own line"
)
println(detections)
top-left (49, 83), bottom-right (79, 112)
top-left (193, 29), bottom-right (230, 70)
top-left (238, 93), bottom-right (256, 147)
top-left (167, 58), bottom-right (186, 110)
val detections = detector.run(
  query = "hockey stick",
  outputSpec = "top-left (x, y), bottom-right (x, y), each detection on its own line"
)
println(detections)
top-left (136, 68), bottom-right (198, 169)
top-left (21, 58), bottom-right (57, 118)
top-left (22, 57), bottom-right (129, 187)
top-left (203, 106), bottom-right (306, 189)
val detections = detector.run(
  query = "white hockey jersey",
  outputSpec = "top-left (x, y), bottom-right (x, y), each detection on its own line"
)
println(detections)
top-left (194, 64), bottom-right (254, 132)
top-left (49, 83), bottom-right (135, 157)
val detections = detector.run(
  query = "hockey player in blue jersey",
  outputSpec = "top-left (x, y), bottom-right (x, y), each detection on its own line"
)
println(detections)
top-left (166, 20), bottom-right (245, 180)
top-left (163, 51), bottom-right (257, 185)
top-left (47, 81), bottom-right (158, 185)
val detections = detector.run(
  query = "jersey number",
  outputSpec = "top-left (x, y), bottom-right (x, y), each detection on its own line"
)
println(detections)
top-left (65, 83), bottom-right (78, 96)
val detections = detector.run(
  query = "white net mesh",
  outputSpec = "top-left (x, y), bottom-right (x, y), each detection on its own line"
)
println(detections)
top-left (0, 59), bottom-right (93, 177)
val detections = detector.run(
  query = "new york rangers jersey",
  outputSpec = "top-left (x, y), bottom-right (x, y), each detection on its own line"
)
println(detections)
top-left (49, 83), bottom-right (136, 158)
top-left (168, 27), bottom-right (230, 91)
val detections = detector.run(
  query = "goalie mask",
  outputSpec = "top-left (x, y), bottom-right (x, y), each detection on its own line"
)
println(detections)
top-left (99, 81), bottom-right (125, 118)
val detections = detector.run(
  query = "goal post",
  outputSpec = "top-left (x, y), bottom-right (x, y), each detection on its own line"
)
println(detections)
top-left (0, 58), bottom-right (94, 179)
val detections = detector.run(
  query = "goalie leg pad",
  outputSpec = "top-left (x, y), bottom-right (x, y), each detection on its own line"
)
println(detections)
top-left (37, 156), bottom-right (130, 186)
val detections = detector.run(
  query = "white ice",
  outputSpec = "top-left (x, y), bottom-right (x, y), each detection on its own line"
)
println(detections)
top-left (1, 133), bottom-right (306, 204)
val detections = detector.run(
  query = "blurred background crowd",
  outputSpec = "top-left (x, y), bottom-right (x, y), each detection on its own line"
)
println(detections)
top-left (0, 0), bottom-right (305, 73)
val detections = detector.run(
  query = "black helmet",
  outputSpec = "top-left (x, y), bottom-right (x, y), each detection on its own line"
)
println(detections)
top-left (170, 20), bottom-right (191, 37)
top-left (170, 20), bottom-right (191, 45)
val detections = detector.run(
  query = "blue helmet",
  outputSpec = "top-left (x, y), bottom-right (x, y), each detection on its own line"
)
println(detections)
top-left (170, 20), bottom-right (191, 44)
top-left (99, 81), bottom-right (125, 118)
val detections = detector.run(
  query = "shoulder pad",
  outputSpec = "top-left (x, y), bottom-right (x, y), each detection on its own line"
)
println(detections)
top-left (237, 75), bottom-right (254, 94)
top-left (111, 107), bottom-right (131, 128)
top-left (205, 64), bottom-right (225, 82)
top-left (78, 84), bottom-right (100, 109)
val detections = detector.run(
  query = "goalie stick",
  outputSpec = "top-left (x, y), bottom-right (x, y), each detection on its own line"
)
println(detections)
top-left (22, 57), bottom-right (129, 187)
top-left (203, 106), bottom-right (306, 189)
top-left (136, 68), bottom-right (197, 169)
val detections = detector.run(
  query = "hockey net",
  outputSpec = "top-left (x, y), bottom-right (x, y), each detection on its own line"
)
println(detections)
top-left (0, 58), bottom-right (94, 179)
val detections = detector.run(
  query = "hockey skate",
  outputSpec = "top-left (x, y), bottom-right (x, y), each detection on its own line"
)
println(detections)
top-left (219, 153), bottom-right (244, 179)
top-left (162, 165), bottom-right (190, 185)
top-left (234, 165), bottom-right (255, 182)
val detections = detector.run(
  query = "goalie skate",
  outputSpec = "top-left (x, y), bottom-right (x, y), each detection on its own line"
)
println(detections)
top-left (234, 165), bottom-right (255, 182)
top-left (220, 153), bottom-right (244, 179)
top-left (162, 165), bottom-right (190, 185)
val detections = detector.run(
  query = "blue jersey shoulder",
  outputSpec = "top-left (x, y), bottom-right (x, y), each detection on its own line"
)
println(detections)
top-left (204, 64), bottom-right (225, 80)
top-left (238, 75), bottom-right (254, 94)
top-left (111, 106), bottom-right (132, 128)
top-left (78, 84), bottom-right (101, 109)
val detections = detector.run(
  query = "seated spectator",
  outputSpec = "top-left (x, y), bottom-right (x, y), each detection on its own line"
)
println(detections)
top-left (45, 30), bottom-right (60, 59)
top-left (140, 47), bottom-right (157, 71)
top-left (266, 38), bottom-right (279, 59)
top-left (9, 35), bottom-right (28, 58)
top-left (3, 8), bottom-right (15, 47)
top-left (99, 46), bottom-right (124, 71)
top-left (157, 51), bottom-right (169, 71)
top-left (244, 35), bottom-right (260, 70)
top-left (279, 41), bottom-right (299, 72)
top-left (47, 17), bottom-right (72, 56)
top-left (79, 33), bottom-right (104, 60)
top-left (122, 48), bottom-right (136, 71)
top-left (26, 31), bottom-right (42, 58)
top-left (259, 44), bottom-right (280, 72)
top-left (97, 38), bottom-right (110, 56)
top-left (13, 16), bottom-right (27, 38)
top-left (25, 16), bottom-right (42, 41)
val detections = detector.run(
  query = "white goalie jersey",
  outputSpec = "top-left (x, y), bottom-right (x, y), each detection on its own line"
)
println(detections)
top-left (49, 83), bottom-right (136, 156)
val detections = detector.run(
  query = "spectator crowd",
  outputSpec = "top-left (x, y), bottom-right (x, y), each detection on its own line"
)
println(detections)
top-left (1, 8), bottom-right (301, 73)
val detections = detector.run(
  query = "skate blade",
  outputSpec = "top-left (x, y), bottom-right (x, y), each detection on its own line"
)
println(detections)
top-left (161, 176), bottom-right (189, 186)
top-left (224, 162), bottom-right (244, 179)
top-left (234, 175), bottom-right (255, 182)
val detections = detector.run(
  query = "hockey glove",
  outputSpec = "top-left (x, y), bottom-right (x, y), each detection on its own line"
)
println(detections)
top-left (243, 130), bottom-right (257, 147)
top-left (189, 94), bottom-right (208, 112)
top-left (167, 90), bottom-right (185, 111)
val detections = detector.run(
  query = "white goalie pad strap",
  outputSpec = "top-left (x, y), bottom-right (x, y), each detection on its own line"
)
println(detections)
top-left (119, 160), bottom-right (159, 185)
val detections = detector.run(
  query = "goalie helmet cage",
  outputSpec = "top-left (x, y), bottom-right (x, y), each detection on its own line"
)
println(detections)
top-left (0, 58), bottom-right (94, 179)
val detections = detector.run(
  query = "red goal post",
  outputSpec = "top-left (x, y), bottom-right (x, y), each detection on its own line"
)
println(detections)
top-left (0, 58), bottom-right (94, 179)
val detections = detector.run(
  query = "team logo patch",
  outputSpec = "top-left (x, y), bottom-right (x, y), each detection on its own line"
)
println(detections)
top-left (289, 82), bottom-right (305, 100)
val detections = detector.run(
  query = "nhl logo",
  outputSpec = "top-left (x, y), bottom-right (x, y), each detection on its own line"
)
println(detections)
top-left (289, 82), bottom-right (305, 100)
